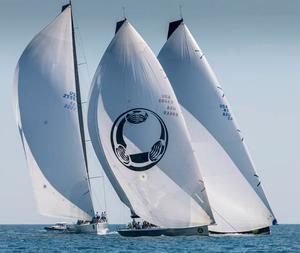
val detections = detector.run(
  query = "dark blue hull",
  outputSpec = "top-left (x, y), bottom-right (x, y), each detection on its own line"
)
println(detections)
top-left (209, 226), bottom-right (270, 235)
top-left (118, 226), bottom-right (208, 237)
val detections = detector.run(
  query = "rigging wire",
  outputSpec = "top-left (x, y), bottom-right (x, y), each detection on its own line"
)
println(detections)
top-left (102, 175), bottom-right (108, 212)
top-left (209, 206), bottom-right (239, 233)
top-left (72, 8), bottom-right (108, 214)
top-left (72, 15), bottom-right (92, 85)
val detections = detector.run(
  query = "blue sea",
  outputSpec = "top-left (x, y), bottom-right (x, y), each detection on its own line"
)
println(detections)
top-left (0, 224), bottom-right (299, 252)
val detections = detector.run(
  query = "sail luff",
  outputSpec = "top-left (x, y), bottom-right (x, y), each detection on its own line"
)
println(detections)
top-left (87, 52), bottom-right (135, 211)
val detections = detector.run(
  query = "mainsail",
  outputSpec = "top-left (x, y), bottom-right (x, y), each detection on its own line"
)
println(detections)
top-left (14, 4), bottom-right (94, 220)
top-left (158, 20), bottom-right (276, 233)
top-left (88, 19), bottom-right (214, 228)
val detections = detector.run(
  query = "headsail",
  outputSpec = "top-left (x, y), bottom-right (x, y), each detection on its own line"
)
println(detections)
top-left (88, 19), bottom-right (214, 228)
top-left (14, 5), bottom-right (94, 220)
top-left (158, 20), bottom-right (276, 233)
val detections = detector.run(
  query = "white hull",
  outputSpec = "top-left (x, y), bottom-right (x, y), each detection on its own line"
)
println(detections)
top-left (67, 222), bottom-right (109, 234)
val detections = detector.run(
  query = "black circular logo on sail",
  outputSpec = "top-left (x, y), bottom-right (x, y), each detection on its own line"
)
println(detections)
top-left (111, 108), bottom-right (168, 171)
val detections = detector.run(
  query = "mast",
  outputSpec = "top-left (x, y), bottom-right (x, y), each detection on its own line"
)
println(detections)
top-left (67, 3), bottom-right (90, 177)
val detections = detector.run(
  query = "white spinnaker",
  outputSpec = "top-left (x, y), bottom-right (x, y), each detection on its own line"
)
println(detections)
top-left (158, 21), bottom-right (275, 232)
top-left (14, 6), bottom-right (94, 220)
top-left (88, 20), bottom-right (214, 228)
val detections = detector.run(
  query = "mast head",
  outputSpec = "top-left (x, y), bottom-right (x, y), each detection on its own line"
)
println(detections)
top-left (179, 4), bottom-right (183, 19)
top-left (115, 6), bottom-right (128, 34)
top-left (122, 6), bottom-right (126, 19)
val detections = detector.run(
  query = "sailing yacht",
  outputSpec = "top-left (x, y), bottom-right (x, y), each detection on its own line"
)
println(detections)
top-left (87, 19), bottom-right (215, 237)
top-left (158, 19), bottom-right (277, 234)
top-left (14, 3), bottom-right (108, 234)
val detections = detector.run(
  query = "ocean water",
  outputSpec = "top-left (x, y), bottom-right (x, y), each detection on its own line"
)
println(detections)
top-left (0, 224), bottom-right (299, 252)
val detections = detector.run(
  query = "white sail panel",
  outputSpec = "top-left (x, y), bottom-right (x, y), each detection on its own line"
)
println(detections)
top-left (158, 21), bottom-right (275, 232)
top-left (182, 107), bottom-right (274, 232)
top-left (14, 6), bottom-right (94, 220)
top-left (20, 128), bottom-right (91, 220)
top-left (88, 20), bottom-right (214, 228)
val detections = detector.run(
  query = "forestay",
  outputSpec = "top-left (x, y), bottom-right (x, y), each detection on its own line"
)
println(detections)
top-left (158, 20), bottom-right (276, 233)
top-left (14, 5), bottom-right (94, 220)
top-left (88, 20), bottom-right (214, 228)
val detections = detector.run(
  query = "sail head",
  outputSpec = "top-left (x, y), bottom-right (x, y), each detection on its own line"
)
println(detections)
top-left (167, 19), bottom-right (183, 39)
top-left (115, 18), bottom-right (127, 34)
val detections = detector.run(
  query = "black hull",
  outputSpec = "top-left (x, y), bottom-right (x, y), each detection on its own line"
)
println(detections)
top-left (118, 226), bottom-right (208, 237)
top-left (209, 226), bottom-right (270, 235)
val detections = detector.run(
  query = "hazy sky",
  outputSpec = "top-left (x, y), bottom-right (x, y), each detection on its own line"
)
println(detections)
top-left (0, 0), bottom-right (299, 224)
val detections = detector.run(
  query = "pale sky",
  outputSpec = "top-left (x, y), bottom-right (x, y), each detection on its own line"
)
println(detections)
top-left (0, 0), bottom-right (299, 224)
